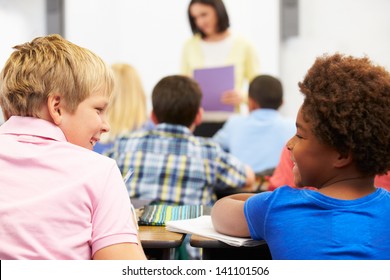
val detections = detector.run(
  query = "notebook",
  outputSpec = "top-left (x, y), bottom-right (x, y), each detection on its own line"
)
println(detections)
top-left (138, 204), bottom-right (205, 226)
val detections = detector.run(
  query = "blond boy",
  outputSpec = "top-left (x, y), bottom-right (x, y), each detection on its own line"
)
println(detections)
top-left (0, 34), bottom-right (146, 260)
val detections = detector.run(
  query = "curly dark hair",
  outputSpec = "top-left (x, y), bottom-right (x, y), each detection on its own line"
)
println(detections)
top-left (299, 53), bottom-right (390, 176)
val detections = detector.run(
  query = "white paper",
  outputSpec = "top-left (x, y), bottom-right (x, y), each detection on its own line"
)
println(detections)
top-left (166, 215), bottom-right (263, 247)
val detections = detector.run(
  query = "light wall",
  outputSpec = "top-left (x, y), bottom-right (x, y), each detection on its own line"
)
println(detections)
top-left (0, 0), bottom-right (45, 69)
top-left (63, 0), bottom-right (280, 114)
top-left (0, 0), bottom-right (46, 123)
top-left (279, 0), bottom-right (390, 119)
top-left (1, 0), bottom-right (390, 123)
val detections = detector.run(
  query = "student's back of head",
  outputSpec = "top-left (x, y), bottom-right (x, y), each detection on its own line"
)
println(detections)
top-left (152, 75), bottom-right (202, 127)
top-left (249, 75), bottom-right (283, 110)
top-left (106, 63), bottom-right (147, 141)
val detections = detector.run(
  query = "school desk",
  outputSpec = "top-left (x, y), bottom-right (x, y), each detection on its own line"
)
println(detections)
top-left (190, 234), bottom-right (271, 260)
top-left (139, 225), bottom-right (186, 260)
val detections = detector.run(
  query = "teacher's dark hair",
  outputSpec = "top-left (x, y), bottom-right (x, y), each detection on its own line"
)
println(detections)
top-left (188, 0), bottom-right (230, 38)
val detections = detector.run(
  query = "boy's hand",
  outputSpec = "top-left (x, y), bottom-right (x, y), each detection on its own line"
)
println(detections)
top-left (221, 90), bottom-right (243, 106)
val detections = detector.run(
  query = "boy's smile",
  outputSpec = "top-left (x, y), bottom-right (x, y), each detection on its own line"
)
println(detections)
top-left (287, 106), bottom-right (339, 189)
top-left (57, 93), bottom-right (110, 150)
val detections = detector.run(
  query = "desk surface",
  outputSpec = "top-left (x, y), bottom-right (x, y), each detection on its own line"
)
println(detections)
top-left (139, 226), bottom-right (185, 249)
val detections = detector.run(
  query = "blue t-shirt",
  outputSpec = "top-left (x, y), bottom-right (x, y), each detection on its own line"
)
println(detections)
top-left (244, 186), bottom-right (390, 259)
top-left (212, 109), bottom-right (294, 173)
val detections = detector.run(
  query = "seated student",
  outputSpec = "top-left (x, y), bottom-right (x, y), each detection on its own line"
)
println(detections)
top-left (0, 35), bottom-right (146, 260)
top-left (211, 53), bottom-right (390, 259)
top-left (94, 63), bottom-right (152, 154)
top-left (107, 75), bottom-right (256, 207)
top-left (268, 146), bottom-right (390, 191)
top-left (212, 75), bottom-right (295, 173)
top-left (375, 174), bottom-right (390, 190)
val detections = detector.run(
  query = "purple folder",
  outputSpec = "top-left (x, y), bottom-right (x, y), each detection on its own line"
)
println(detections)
top-left (193, 65), bottom-right (235, 112)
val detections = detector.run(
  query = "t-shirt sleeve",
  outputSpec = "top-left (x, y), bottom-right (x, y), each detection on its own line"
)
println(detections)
top-left (244, 191), bottom-right (273, 240)
top-left (91, 163), bottom-right (138, 256)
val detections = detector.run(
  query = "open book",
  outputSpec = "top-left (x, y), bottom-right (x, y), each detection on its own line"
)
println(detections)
top-left (166, 215), bottom-right (263, 247)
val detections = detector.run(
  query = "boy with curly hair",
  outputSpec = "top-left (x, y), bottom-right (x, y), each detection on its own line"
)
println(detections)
top-left (0, 35), bottom-right (146, 260)
top-left (211, 53), bottom-right (390, 259)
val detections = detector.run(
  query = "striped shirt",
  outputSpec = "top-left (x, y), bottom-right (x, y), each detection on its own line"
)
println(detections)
top-left (107, 123), bottom-right (248, 206)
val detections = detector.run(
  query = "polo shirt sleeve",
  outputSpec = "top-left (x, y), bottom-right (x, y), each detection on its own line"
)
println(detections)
top-left (90, 162), bottom-right (138, 256)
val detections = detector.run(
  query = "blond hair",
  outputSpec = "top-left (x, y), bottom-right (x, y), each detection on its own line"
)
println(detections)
top-left (102, 63), bottom-right (147, 142)
top-left (0, 34), bottom-right (114, 118)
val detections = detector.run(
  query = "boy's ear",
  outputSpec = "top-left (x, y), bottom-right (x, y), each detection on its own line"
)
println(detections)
top-left (333, 152), bottom-right (353, 168)
top-left (248, 96), bottom-right (259, 111)
top-left (1, 106), bottom-right (11, 121)
top-left (0, 100), bottom-right (8, 120)
top-left (47, 95), bottom-right (62, 125)
top-left (194, 107), bottom-right (203, 126)
top-left (151, 111), bottom-right (159, 125)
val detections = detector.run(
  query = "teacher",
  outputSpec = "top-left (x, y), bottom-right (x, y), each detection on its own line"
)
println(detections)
top-left (181, 0), bottom-right (260, 137)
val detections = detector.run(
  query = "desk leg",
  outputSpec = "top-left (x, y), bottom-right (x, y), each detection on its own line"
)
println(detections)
top-left (202, 245), bottom-right (272, 260)
top-left (144, 248), bottom-right (176, 260)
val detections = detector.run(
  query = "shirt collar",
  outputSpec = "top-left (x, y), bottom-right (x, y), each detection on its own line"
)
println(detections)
top-left (155, 123), bottom-right (192, 135)
top-left (0, 116), bottom-right (67, 142)
top-left (251, 108), bottom-right (280, 119)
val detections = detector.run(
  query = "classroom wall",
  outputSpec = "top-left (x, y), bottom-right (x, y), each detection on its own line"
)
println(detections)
top-left (63, 0), bottom-right (280, 114)
top-left (0, 0), bottom-right (46, 123)
top-left (279, 0), bottom-right (390, 118)
top-left (0, 0), bottom-right (45, 64)
top-left (1, 0), bottom-right (390, 122)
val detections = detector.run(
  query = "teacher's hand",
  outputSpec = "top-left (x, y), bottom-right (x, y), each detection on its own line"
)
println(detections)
top-left (221, 90), bottom-right (243, 106)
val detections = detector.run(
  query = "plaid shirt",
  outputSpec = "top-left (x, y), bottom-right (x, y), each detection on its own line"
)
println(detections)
top-left (107, 123), bottom-right (248, 206)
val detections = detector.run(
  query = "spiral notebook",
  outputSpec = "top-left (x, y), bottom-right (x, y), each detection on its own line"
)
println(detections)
top-left (138, 204), bottom-right (205, 226)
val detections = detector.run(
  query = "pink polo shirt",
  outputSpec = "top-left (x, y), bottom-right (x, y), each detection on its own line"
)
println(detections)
top-left (0, 116), bottom-right (138, 260)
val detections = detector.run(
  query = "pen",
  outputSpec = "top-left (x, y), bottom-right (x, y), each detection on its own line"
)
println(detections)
top-left (130, 203), bottom-right (139, 230)
top-left (123, 169), bottom-right (134, 184)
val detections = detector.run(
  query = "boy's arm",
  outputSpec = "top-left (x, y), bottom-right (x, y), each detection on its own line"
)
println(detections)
top-left (242, 165), bottom-right (256, 191)
top-left (211, 193), bottom-right (254, 237)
